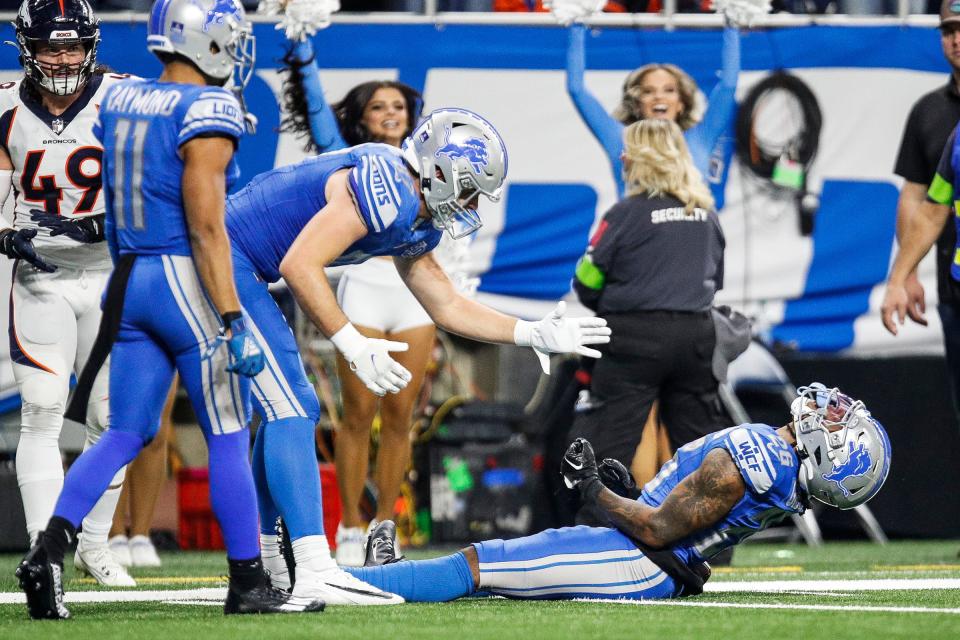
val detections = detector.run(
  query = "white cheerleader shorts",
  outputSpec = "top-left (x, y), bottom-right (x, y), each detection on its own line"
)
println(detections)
top-left (336, 258), bottom-right (433, 333)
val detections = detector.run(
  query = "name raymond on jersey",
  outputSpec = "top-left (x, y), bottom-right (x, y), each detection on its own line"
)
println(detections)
top-left (651, 207), bottom-right (709, 224)
top-left (106, 85), bottom-right (183, 116)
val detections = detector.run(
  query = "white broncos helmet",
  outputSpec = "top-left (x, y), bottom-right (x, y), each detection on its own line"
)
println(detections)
top-left (401, 108), bottom-right (507, 239)
top-left (146, 0), bottom-right (255, 89)
top-left (790, 383), bottom-right (891, 510)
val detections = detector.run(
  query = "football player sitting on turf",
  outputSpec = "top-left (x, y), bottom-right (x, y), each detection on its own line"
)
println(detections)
top-left (344, 383), bottom-right (891, 602)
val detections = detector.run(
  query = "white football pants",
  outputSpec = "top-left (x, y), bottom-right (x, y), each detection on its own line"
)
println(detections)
top-left (10, 262), bottom-right (124, 545)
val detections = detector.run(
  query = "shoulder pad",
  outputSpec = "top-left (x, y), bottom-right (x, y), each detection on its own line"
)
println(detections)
top-left (178, 87), bottom-right (244, 145)
top-left (348, 151), bottom-right (418, 233)
top-left (723, 426), bottom-right (793, 495)
top-left (99, 73), bottom-right (141, 91)
top-left (0, 80), bottom-right (21, 110)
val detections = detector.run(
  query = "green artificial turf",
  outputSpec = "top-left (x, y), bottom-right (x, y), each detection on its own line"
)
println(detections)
top-left (0, 541), bottom-right (958, 640)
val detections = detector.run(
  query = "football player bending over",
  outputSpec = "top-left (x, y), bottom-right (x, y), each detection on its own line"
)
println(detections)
top-left (346, 384), bottom-right (890, 602)
top-left (193, 108), bottom-right (608, 605)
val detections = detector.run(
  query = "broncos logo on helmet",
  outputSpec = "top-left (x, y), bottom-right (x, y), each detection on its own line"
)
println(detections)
top-left (202, 0), bottom-right (241, 33)
top-left (821, 441), bottom-right (873, 498)
top-left (436, 137), bottom-right (489, 174)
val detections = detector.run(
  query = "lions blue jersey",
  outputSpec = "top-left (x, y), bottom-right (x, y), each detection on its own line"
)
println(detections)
top-left (95, 78), bottom-right (244, 257)
top-left (641, 423), bottom-right (805, 565)
top-left (227, 143), bottom-right (441, 282)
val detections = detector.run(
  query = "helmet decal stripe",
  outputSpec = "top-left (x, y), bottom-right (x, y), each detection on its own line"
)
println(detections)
top-left (150, 0), bottom-right (173, 37)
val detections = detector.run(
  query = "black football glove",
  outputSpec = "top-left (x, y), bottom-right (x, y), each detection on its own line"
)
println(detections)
top-left (30, 210), bottom-right (105, 244)
top-left (598, 458), bottom-right (639, 499)
top-left (561, 438), bottom-right (603, 502)
top-left (0, 228), bottom-right (56, 272)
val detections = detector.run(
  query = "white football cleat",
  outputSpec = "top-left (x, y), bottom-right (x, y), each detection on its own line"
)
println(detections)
top-left (262, 547), bottom-right (291, 591)
top-left (108, 535), bottom-right (133, 568)
top-left (292, 566), bottom-right (403, 605)
top-left (129, 535), bottom-right (162, 568)
top-left (75, 540), bottom-right (137, 587)
top-left (335, 525), bottom-right (366, 567)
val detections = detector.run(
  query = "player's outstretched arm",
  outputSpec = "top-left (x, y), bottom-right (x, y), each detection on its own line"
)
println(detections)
top-left (395, 252), bottom-right (517, 343)
top-left (396, 254), bottom-right (611, 373)
top-left (562, 439), bottom-right (744, 548)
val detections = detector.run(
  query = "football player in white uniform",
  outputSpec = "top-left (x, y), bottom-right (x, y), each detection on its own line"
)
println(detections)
top-left (0, 0), bottom-right (134, 587)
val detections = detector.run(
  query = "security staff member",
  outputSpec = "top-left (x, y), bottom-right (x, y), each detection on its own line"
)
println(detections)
top-left (572, 118), bottom-right (727, 469)
top-left (884, 0), bottom-right (960, 426)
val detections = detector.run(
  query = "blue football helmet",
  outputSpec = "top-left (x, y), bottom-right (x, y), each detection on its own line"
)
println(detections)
top-left (146, 0), bottom-right (255, 90)
top-left (401, 108), bottom-right (507, 240)
top-left (790, 383), bottom-right (891, 510)
top-left (14, 0), bottom-right (101, 96)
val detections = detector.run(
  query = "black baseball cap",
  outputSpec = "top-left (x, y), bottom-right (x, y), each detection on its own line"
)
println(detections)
top-left (942, 0), bottom-right (960, 28)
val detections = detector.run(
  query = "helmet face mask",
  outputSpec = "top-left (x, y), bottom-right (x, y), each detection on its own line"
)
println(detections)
top-left (791, 383), bottom-right (891, 510)
top-left (147, 0), bottom-right (255, 90)
top-left (401, 108), bottom-right (507, 240)
top-left (14, 0), bottom-right (101, 97)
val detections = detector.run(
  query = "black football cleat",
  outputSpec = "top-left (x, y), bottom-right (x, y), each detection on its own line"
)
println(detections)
top-left (15, 542), bottom-right (70, 620)
top-left (224, 577), bottom-right (325, 615)
top-left (363, 520), bottom-right (405, 567)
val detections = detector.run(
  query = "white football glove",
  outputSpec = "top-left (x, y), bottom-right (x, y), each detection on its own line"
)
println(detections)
top-left (543, 0), bottom-right (605, 27)
top-left (514, 302), bottom-right (611, 375)
top-left (330, 324), bottom-right (412, 397)
top-left (712, 0), bottom-right (772, 28)
top-left (258, 0), bottom-right (339, 42)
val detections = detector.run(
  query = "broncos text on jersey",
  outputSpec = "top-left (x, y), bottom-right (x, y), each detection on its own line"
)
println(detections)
top-left (0, 73), bottom-right (133, 269)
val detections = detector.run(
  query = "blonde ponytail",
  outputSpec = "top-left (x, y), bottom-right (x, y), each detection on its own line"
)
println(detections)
top-left (622, 119), bottom-right (715, 213)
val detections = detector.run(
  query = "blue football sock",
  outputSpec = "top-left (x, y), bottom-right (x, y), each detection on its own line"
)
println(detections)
top-left (53, 429), bottom-right (144, 526)
top-left (343, 552), bottom-right (475, 602)
top-left (263, 417), bottom-right (324, 539)
top-left (206, 430), bottom-right (260, 560)
top-left (251, 424), bottom-right (280, 535)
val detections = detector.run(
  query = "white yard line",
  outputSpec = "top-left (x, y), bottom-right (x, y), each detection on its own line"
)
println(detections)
top-left (1, 578), bottom-right (958, 611)
top-left (0, 588), bottom-right (226, 604)
top-left (585, 600), bottom-right (960, 615)
top-left (705, 578), bottom-right (960, 592)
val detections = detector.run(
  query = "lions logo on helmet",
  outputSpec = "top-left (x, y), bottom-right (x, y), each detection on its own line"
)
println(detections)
top-left (401, 108), bottom-right (507, 240)
top-left (437, 137), bottom-right (490, 174)
top-left (14, 0), bottom-right (101, 97)
top-left (203, 0), bottom-right (241, 33)
top-left (791, 383), bottom-right (891, 510)
top-left (822, 441), bottom-right (873, 498)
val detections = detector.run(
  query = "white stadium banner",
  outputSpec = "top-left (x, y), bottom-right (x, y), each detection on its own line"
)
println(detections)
top-left (0, 13), bottom-right (949, 408)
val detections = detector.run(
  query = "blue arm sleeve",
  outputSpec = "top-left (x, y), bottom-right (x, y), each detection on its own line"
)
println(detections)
top-left (566, 24), bottom-right (626, 196)
top-left (291, 38), bottom-right (347, 153)
top-left (686, 27), bottom-right (740, 175)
